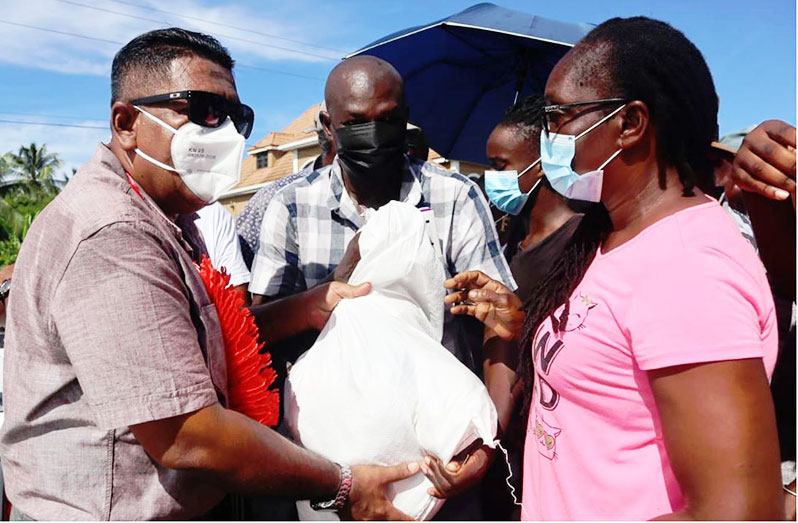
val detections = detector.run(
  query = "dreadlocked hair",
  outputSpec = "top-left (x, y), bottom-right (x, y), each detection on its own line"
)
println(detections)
top-left (498, 94), bottom-right (546, 143)
top-left (516, 17), bottom-right (718, 417)
top-left (517, 203), bottom-right (611, 417)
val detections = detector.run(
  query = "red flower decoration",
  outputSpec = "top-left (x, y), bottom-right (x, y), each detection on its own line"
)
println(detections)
top-left (197, 256), bottom-right (279, 426)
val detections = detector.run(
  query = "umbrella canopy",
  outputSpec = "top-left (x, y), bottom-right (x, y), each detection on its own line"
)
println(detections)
top-left (347, 3), bottom-right (593, 165)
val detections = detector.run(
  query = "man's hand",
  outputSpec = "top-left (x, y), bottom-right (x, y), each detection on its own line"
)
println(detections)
top-left (341, 462), bottom-right (419, 520)
top-left (731, 120), bottom-right (796, 203)
top-left (444, 271), bottom-right (524, 341)
top-left (421, 443), bottom-right (493, 499)
top-left (305, 281), bottom-right (371, 332)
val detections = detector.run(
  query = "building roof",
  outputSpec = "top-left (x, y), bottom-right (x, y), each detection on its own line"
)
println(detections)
top-left (248, 103), bottom-right (322, 152)
top-left (231, 103), bottom-right (322, 190)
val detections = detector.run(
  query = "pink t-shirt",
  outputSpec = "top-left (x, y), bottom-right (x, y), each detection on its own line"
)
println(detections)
top-left (521, 200), bottom-right (777, 520)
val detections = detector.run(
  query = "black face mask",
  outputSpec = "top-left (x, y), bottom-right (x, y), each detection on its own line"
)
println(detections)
top-left (334, 121), bottom-right (407, 183)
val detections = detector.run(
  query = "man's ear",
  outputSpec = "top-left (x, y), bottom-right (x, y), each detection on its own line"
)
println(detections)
top-left (319, 110), bottom-right (335, 145)
top-left (618, 100), bottom-right (649, 150)
top-left (111, 102), bottom-right (139, 152)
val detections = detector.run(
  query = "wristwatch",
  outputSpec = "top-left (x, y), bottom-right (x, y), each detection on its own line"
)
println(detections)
top-left (0, 279), bottom-right (10, 306)
top-left (310, 464), bottom-right (353, 512)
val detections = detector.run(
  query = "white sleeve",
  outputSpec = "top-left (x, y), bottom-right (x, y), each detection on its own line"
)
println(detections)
top-left (196, 203), bottom-right (251, 286)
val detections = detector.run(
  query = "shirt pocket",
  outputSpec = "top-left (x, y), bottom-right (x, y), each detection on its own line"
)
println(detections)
top-left (198, 303), bottom-right (229, 406)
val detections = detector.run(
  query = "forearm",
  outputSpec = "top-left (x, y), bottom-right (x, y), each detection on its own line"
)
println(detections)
top-left (483, 330), bottom-right (520, 433)
top-left (248, 291), bottom-right (313, 343)
top-left (140, 403), bottom-right (340, 499)
top-left (742, 192), bottom-right (796, 300)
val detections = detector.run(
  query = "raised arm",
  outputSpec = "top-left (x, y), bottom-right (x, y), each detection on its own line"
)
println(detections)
top-left (730, 120), bottom-right (797, 300)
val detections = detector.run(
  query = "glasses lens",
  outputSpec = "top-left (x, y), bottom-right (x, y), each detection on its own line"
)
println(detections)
top-left (234, 104), bottom-right (254, 138)
top-left (186, 92), bottom-right (253, 138)
top-left (188, 92), bottom-right (225, 129)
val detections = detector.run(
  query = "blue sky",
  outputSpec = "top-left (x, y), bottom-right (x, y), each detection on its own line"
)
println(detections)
top-left (0, 0), bottom-right (794, 178)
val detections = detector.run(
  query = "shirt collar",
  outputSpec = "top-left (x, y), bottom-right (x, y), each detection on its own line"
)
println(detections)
top-left (93, 143), bottom-right (192, 250)
top-left (326, 155), bottom-right (423, 216)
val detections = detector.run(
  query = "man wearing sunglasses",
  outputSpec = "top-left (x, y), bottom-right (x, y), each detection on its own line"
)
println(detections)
top-left (0, 28), bottom-right (417, 521)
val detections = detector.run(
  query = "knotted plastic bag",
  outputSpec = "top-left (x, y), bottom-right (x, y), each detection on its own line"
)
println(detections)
top-left (285, 201), bottom-right (497, 520)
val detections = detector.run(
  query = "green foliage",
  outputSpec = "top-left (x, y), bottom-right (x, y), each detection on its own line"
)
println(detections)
top-left (0, 143), bottom-right (65, 265)
top-left (2, 142), bottom-right (62, 194)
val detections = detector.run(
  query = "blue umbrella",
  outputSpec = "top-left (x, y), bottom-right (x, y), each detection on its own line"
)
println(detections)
top-left (346, 3), bottom-right (592, 165)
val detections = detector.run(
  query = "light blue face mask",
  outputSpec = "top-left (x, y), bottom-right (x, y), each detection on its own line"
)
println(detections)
top-left (483, 158), bottom-right (542, 215)
top-left (540, 104), bottom-right (626, 202)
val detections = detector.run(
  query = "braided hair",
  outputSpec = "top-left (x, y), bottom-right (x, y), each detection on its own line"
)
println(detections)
top-left (498, 94), bottom-right (546, 143)
top-left (517, 17), bottom-right (719, 415)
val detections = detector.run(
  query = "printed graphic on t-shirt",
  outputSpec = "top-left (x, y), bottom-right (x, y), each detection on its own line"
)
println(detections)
top-left (533, 413), bottom-right (562, 460)
top-left (532, 292), bottom-right (599, 458)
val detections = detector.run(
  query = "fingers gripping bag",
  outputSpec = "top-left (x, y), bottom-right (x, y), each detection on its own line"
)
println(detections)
top-left (285, 201), bottom-right (498, 521)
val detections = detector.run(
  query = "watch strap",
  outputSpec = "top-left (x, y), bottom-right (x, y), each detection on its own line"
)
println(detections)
top-left (310, 464), bottom-right (353, 512)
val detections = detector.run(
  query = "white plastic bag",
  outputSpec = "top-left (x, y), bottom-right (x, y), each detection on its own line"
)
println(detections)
top-left (285, 201), bottom-right (497, 521)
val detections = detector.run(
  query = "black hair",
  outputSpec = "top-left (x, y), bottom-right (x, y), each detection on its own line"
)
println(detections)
top-left (517, 17), bottom-right (719, 416)
top-left (111, 27), bottom-right (234, 104)
top-left (571, 17), bottom-right (718, 195)
top-left (497, 94), bottom-right (546, 144)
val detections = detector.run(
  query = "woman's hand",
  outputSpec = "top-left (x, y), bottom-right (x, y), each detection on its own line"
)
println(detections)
top-left (444, 271), bottom-right (524, 341)
top-left (420, 442), bottom-right (493, 499)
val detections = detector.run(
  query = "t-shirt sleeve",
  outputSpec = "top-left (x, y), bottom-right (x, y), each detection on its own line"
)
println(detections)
top-left (51, 222), bottom-right (219, 430)
top-left (209, 203), bottom-right (251, 287)
top-left (626, 247), bottom-right (775, 371)
top-left (449, 179), bottom-right (517, 290)
top-left (248, 192), bottom-right (306, 298)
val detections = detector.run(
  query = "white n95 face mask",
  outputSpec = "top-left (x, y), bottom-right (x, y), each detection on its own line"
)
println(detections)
top-left (134, 106), bottom-right (245, 204)
top-left (540, 104), bottom-right (625, 203)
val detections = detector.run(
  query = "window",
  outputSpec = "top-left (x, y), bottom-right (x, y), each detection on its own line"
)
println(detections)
top-left (256, 153), bottom-right (268, 169)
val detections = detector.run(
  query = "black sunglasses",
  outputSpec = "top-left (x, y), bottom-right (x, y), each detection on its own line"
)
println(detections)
top-left (131, 90), bottom-right (255, 138)
top-left (541, 97), bottom-right (626, 135)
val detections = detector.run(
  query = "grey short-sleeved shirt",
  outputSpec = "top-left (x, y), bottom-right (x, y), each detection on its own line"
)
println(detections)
top-left (0, 144), bottom-right (228, 520)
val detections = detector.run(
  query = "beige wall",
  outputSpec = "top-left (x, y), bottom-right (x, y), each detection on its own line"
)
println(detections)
top-left (297, 144), bottom-right (321, 168)
top-left (459, 161), bottom-right (486, 178)
top-left (220, 193), bottom-right (252, 218)
top-left (436, 159), bottom-right (487, 178)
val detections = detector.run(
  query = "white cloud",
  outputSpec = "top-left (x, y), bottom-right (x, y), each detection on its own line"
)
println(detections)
top-left (0, 118), bottom-right (110, 179)
top-left (0, 0), bottom-right (346, 76)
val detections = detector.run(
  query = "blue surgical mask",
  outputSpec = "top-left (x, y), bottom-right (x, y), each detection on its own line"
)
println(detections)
top-left (540, 104), bottom-right (626, 203)
top-left (484, 158), bottom-right (542, 215)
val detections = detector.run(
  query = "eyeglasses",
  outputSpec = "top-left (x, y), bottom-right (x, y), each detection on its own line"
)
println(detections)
top-left (131, 90), bottom-right (255, 138)
top-left (541, 97), bottom-right (626, 135)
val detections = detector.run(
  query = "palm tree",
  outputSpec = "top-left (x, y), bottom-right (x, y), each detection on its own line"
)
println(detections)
top-left (2, 142), bottom-right (62, 194)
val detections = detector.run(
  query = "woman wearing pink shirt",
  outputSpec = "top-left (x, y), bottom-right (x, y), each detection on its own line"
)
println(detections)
top-left (426, 17), bottom-right (783, 520)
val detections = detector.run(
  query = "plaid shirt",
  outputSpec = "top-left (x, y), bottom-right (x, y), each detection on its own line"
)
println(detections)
top-left (236, 170), bottom-right (308, 269)
top-left (249, 156), bottom-right (516, 371)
